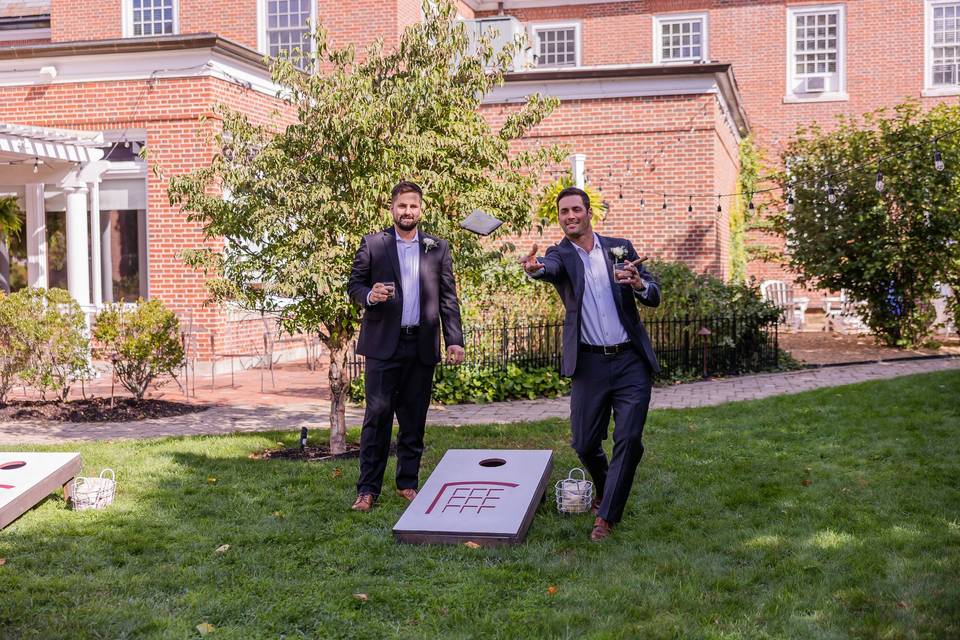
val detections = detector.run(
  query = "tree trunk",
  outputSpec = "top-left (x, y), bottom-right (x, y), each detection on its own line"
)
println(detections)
top-left (327, 339), bottom-right (350, 455)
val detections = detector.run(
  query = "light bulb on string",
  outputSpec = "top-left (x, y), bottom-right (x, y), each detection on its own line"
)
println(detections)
top-left (32, 158), bottom-right (41, 174)
top-left (716, 196), bottom-right (722, 213)
top-left (640, 190), bottom-right (645, 209)
top-left (827, 185), bottom-right (837, 204)
top-left (123, 140), bottom-right (131, 149)
top-left (934, 148), bottom-right (945, 172)
top-left (662, 194), bottom-right (668, 210)
top-left (748, 193), bottom-right (755, 210)
top-left (786, 192), bottom-right (795, 213)
top-left (687, 195), bottom-right (693, 213)
top-left (875, 165), bottom-right (884, 192)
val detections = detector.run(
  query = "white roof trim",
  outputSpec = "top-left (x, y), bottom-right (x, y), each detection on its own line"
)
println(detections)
top-left (0, 123), bottom-right (104, 163)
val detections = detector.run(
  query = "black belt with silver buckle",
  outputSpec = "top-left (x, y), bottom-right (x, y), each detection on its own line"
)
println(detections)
top-left (400, 325), bottom-right (419, 335)
top-left (580, 341), bottom-right (632, 355)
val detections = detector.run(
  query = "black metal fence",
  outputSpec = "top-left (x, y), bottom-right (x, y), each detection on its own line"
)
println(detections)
top-left (347, 313), bottom-right (779, 381)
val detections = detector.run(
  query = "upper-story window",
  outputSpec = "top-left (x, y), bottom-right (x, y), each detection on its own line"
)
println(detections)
top-left (926, 1), bottom-right (960, 93)
top-left (531, 23), bottom-right (580, 68)
top-left (653, 13), bottom-right (708, 64)
top-left (785, 5), bottom-right (846, 102)
top-left (261, 0), bottom-right (314, 61)
top-left (123, 0), bottom-right (177, 37)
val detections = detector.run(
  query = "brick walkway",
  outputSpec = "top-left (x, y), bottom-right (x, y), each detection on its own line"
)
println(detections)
top-left (2, 357), bottom-right (957, 445)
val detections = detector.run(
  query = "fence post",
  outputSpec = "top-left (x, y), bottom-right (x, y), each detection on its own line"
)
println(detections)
top-left (682, 313), bottom-right (691, 371)
top-left (501, 317), bottom-right (509, 367)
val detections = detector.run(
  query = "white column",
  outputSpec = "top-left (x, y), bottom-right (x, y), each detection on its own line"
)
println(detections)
top-left (100, 205), bottom-right (113, 303)
top-left (25, 183), bottom-right (47, 289)
top-left (89, 181), bottom-right (103, 306)
top-left (570, 153), bottom-right (586, 189)
top-left (64, 184), bottom-right (91, 306)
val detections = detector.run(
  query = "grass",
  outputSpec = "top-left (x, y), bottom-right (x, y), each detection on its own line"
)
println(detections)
top-left (1, 370), bottom-right (959, 639)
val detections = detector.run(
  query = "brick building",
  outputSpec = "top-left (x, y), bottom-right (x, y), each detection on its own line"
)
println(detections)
top-left (0, 0), bottom-right (956, 366)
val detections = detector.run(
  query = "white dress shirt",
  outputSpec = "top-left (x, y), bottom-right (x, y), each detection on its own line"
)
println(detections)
top-left (573, 234), bottom-right (629, 346)
top-left (368, 231), bottom-right (421, 327)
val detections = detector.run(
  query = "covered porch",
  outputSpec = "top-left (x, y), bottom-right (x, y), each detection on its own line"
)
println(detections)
top-left (0, 122), bottom-right (148, 309)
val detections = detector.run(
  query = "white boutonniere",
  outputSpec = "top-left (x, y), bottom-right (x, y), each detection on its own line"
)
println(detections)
top-left (422, 237), bottom-right (438, 253)
top-left (608, 246), bottom-right (627, 261)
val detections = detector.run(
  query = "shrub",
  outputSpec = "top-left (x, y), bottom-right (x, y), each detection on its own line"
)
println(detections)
top-left (643, 260), bottom-right (780, 322)
top-left (3, 288), bottom-right (91, 402)
top-left (0, 291), bottom-right (34, 403)
top-left (348, 363), bottom-right (570, 405)
top-left (93, 300), bottom-right (185, 400)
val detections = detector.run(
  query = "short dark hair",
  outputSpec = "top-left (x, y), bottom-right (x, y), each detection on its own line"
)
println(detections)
top-left (556, 186), bottom-right (590, 211)
top-left (391, 181), bottom-right (423, 203)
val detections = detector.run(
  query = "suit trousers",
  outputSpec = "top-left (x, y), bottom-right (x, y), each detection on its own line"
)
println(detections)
top-left (570, 347), bottom-right (653, 524)
top-left (356, 334), bottom-right (435, 496)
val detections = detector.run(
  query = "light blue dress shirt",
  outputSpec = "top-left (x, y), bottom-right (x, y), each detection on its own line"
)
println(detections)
top-left (396, 232), bottom-right (421, 327)
top-left (365, 231), bottom-right (421, 327)
top-left (573, 234), bottom-right (629, 346)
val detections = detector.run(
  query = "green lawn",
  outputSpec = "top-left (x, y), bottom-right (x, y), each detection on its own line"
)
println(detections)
top-left (2, 371), bottom-right (959, 640)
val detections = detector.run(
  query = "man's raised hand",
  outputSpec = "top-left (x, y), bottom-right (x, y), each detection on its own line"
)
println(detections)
top-left (519, 244), bottom-right (541, 274)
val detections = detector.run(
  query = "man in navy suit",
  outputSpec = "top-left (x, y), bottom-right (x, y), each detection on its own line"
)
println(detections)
top-left (347, 181), bottom-right (465, 512)
top-left (520, 186), bottom-right (660, 541)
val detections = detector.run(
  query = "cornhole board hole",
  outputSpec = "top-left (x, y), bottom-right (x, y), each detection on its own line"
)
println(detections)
top-left (0, 452), bottom-right (82, 529)
top-left (393, 449), bottom-right (553, 546)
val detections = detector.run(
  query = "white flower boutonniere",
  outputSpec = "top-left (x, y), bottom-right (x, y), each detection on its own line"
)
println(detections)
top-left (609, 246), bottom-right (627, 261)
top-left (423, 237), bottom-right (438, 253)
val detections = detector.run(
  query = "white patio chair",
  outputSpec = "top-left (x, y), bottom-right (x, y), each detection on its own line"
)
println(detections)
top-left (824, 290), bottom-right (868, 334)
top-left (760, 280), bottom-right (809, 332)
top-left (932, 283), bottom-right (956, 338)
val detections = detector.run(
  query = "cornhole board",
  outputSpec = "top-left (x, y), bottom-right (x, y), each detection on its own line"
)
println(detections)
top-left (0, 452), bottom-right (82, 529)
top-left (393, 449), bottom-right (553, 546)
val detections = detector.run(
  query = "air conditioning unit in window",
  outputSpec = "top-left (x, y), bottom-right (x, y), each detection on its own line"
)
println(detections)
top-left (464, 16), bottom-right (533, 71)
top-left (803, 76), bottom-right (827, 93)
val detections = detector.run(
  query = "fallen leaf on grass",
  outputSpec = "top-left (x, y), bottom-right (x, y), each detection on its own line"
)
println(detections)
top-left (800, 479), bottom-right (812, 486)
top-left (214, 544), bottom-right (230, 554)
top-left (272, 511), bottom-right (285, 519)
top-left (332, 467), bottom-right (343, 479)
top-left (196, 622), bottom-right (216, 635)
top-left (353, 593), bottom-right (368, 602)
top-left (896, 601), bottom-right (909, 609)
top-left (547, 585), bottom-right (558, 596)
top-left (463, 541), bottom-right (481, 549)
top-left (207, 476), bottom-right (217, 484)
top-left (0, 558), bottom-right (6, 566)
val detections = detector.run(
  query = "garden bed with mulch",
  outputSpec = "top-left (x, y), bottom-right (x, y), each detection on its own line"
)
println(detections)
top-left (251, 442), bottom-right (395, 462)
top-left (0, 398), bottom-right (209, 423)
top-left (778, 331), bottom-right (960, 366)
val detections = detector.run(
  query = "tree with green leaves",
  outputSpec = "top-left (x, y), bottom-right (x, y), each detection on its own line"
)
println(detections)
top-left (169, 1), bottom-right (561, 454)
top-left (772, 101), bottom-right (960, 347)
top-left (0, 196), bottom-right (23, 295)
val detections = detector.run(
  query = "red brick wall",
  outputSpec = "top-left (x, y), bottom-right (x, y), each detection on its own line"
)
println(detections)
top-left (51, 0), bottom-right (122, 41)
top-left (181, 0), bottom-right (258, 48)
top-left (483, 92), bottom-right (737, 278)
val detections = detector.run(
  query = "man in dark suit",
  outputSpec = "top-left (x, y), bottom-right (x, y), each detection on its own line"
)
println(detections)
top-left (520, 186), bottom-right (660, 541)
top-left (347, 181), bottom-right (465, 512)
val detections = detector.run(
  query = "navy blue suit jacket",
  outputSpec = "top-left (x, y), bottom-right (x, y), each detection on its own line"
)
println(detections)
top-left (533, 235), bottom-right (661, 376)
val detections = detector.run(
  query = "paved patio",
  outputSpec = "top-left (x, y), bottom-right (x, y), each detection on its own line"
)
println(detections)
top-left (1, 357), bottom-right (957, 445)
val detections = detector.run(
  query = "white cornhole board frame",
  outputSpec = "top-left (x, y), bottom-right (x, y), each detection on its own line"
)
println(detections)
top-left (0, 452), bottom-right (82, 529)
top-left (393, 449), bottom-right (553, 546)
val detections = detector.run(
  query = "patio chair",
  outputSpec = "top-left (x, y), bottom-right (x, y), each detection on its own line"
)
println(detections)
top-left (932, 283), bottom-right (956, 338)
top-left (760, 280), bottom-right (809, 332)
top-left (824, 290), bottom-right (868, 334)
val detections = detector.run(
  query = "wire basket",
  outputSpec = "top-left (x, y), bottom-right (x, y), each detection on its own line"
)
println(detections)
top-left (555, 468), bottom-right (593, 514)
top-left (69, 469), bottom-right (116, 511)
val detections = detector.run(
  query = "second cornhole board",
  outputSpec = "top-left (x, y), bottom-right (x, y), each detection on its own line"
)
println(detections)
top-left (0, 452), bottom-right (82, 529)
top-left (393, 449), bottom-right (553, 546)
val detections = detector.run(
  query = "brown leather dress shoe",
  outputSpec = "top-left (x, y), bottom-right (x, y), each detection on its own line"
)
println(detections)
top-left (396, 488), bottom-right (418, 502)
top-left (590, 517), bottom-right (613, 542)
top-left (351, 493), bottom-right (375, 511)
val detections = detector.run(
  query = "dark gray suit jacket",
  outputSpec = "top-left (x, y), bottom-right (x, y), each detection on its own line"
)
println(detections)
top-left (348, 228), bottom-right (463, 365)
top-left (533, 235), bottom-right (661, 376)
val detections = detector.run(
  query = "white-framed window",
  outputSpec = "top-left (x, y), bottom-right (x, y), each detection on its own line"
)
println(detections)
top-left (785, 4), bottom-right (847, 102)
top-left (653, 13), bottom-right (708, 64)
top-left (925, 1), bottom-right (960, 94)
top-left (531, 22), bottom-right (580, 68)
top-left (257, 0), bottom-right (315, 62)
top-left (122, 0), bottom-right (178, 38)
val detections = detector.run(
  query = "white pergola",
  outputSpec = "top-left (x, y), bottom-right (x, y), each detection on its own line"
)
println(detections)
top-left (0, 123), bottom-right (111, 307)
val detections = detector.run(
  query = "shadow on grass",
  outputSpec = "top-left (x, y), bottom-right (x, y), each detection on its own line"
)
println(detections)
top-left (1, 371), bottom-right (959, 639)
